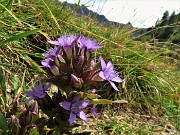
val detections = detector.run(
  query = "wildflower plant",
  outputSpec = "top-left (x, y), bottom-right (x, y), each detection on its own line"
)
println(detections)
top-left (11, 33), bottom-right (126, 134)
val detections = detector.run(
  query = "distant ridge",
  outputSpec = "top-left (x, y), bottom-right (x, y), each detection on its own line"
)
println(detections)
top-left (62, 2), bottom-right (133, 28)
top-left (61, 1), bottom-right (148, 36)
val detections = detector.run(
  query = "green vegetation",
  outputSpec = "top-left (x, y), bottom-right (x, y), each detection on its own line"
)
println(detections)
top-left (0, 0), bottom-right (179, 134)
top-left (137, 11), bottom-right (180, 60)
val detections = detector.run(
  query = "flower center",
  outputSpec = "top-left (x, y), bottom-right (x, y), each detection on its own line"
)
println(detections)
top-left (71, 103), bottom-right (83, 114)
top-left (33, 89), bottom-right (44, 98)
top-left (104, 69), bottom-right (117, 81)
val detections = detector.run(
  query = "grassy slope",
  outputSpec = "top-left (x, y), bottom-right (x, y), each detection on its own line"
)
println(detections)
top-left (0, 0), bottom-right (179, 134)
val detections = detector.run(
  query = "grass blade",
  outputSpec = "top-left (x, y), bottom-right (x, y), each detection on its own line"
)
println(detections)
top-left (0, 68), bottom-right (7, 104)
top-left (0, 28), bottom-right (42, 47)
top-left (12, 75), bottom-right (19, 95)
top-left (6, 0), bottom-right (13, 10)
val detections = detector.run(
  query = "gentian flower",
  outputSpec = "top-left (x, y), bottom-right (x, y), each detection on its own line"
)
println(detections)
top-left (48, 34), bottom-right (79, 47)
top-left (42, 46), bottom-right (63, 66)
top-left (59, 96), bottom-right (89, 124)
top-left (78, 36), bottom-right (103, 52)
top-left (89, 89), bottom-right (98, 118)
top-left (90, 105), bottom-right (98, 118)
top-left (48, 34), bottom-right (80, 59)
top-left (99, 56), bottom-right (123, 91)
top-left (41, 58), bottom-right (59, 75)
top-left (42, 46), bottom-right (61, 59)
top-left (24, 83), bottom-right (51, 103)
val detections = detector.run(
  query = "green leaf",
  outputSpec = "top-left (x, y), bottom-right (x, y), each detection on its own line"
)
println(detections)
top-left (29, 127), bottom-right (39, 135)
top-left (0, 28), bottom-right (42, 47)
top-left (0, 68), bottom-right (7, 104)
top-left (77, 91), bottom-right (100, 99)
top-left (0, 111), bottom-right (11, 135)
top-left (86, 94), bottom-right (100, 99)
top-left (12, 75), bottom-right (19, 95)
top-left (90, 99), bottom-right (128, 105)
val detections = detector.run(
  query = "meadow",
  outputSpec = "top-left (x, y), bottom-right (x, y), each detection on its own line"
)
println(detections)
top-left (0, 0), bottom-right (179, 134)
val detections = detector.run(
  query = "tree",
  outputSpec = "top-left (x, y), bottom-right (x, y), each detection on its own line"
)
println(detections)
top-left (160, 11), bottom-right (169, 26)
top-left (169, 11), bottom-right (176, 24)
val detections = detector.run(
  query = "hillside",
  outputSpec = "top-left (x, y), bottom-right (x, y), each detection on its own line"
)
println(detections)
top-left (0, 0), bottom-right (179, 134)
top-left (136, 11), bottom-right (180, 60)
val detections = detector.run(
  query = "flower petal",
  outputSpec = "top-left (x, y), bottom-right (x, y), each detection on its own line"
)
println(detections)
top-left (37, 83), bottom-right (43, 91)
top-left (109, 81), bottom-right (119, 91)
top-left (59, 102), bottom-right (71, 110)
top-left (99, 71), bottom-right (106, 80)
top-left (42, 53), bottom-right (49, 57)
top-left (81, 100), bottom-right (90, 108)
top-left (48, 40), bottom-right (60, 45)
top-left (112, 77), bottom-right (123, 82)
top-left (107, 61), bottom-right (113, 69)
top-left (91, 105), bottom-right (98, 118)
top-left (41, 61), bottom-right (49, 67)
top-left (71, 74), bottom-right (80, 83)
top-left (91, 89), bottom-right (96, 94)
top-left (71, 33), bottom-right (80, 45)
top-left (44, 83), bottom-right (52, 92)
top-left (100, 56), bottom-right (106, 71)
top-left (24, 91), bottom-right (34, 97)
top-left (55, 46), bottom-right (61, 55)
top-left (77, 111), bottom-right (88, 122)
top-left (25, 97), bottom-right (34, 103)
top-left (69, 112), bottom-right (76, 124)
top-left (37, 93), bottom-right (46, 98)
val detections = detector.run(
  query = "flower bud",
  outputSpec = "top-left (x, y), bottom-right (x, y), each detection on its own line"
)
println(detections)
top-left (70, 74), bottom-right (83, 89)
top-left (31, 101), bottom-right (39, 115)
top-left (50, 65), bottom-right (59, 75)
top-left (19, 101), bottom-right (39, 127)
top-left (41, 58), bottom-right (59, 75)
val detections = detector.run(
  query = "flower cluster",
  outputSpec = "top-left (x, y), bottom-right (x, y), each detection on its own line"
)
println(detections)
top-left (24, 33), bottom-right (123, 133)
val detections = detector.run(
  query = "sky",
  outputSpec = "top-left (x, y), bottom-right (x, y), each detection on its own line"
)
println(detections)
top-left (59, 0), bottom-right (180, 28)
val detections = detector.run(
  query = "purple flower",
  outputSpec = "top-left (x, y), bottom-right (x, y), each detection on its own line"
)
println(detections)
top-left (24, 83), bottom-right (51, 103)
top-left (90, 105), bottom-right (98, 118)
top-left (78, 36), bottom-right (103, 52)
top-left (89, 89), bottom-right (98, 118)
top-left (91, 89), bottom-right (96, 94)
top-left (70, 74), bottom-right (83, 88)
top-left (41, 58), bottom-right (59, 75)
top-left (48, 34), bottom-right (80, 59)
top-left (42, 46), bottom-right (61, 59)
top-left (99, 56), bottom-right (123, 91)
top-left (71, 74), bottom-right (81, 83)
top-left (59, 96), bottom-right (89, 124)
top-left (48, 34), bottom-right (79, 47)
